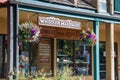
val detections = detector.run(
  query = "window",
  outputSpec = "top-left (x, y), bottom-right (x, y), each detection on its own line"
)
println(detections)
top-left (57, 39), bottom-right (92, 75)
top-left (0, 35), bottom-right (7, 78)
top-left (114, 0), bottom-right (120, 12)
top-left (99, 42), bottom-right (118, 80)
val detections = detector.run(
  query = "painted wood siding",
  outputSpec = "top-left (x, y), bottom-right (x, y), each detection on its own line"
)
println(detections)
top-left (114, 0), bottom-right (120, 12)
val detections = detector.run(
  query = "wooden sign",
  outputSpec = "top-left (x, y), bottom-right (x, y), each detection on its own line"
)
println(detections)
top-left (56, 28), bottom-right (80, 40)
top-left (39, 43), bottom-right (51, 63)
top-left (40, 27), bottom-right (56, 38)
top-left (40, 26), bottom-right (80, 40)
top-left (38, 16), bottom-right (81, 29)
top-left (37, 38), bottom-right (52, 73)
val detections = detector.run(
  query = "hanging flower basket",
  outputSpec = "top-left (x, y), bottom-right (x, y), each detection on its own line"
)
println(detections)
top-left (80, 28), bottom-right (96, 46)
top-left (19, 22), bottom-right (40, 43)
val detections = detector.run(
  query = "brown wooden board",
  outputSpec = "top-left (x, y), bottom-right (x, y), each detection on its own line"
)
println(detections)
top-left (37, 38), bottom-right (52, 73)
top-left (39, 26), bottom-right (80, 40)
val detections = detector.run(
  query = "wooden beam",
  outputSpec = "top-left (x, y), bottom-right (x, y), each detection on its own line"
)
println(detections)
top-left (53, 38), bottom-right (57, 79)
top-left (7, 4), bottom-right (19, 80)
top-left (97, 0), bottom-right (100, 12)
top-left (109, 0), bottom-right (114, 14)
top-left (7, 5), bottom-right (14, 80)
top-left (106, 23), bottom-right (114, 80)
top-left (74, 0), bottom-right (78, 7)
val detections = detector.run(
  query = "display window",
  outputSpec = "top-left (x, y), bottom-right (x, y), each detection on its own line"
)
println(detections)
top-left (57, 39), bottom-right (92, 75)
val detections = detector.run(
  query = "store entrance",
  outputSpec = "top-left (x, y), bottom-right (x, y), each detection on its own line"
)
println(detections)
top-left (99, 42), bottom-right (118, 80)
top-left (57, 39), bottom-right (92, 75)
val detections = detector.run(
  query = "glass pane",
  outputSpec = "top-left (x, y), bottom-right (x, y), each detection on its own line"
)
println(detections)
top-left (74, 41), bottom-right (92, 75)
top-left (57, 39), bottom-right (74, 70)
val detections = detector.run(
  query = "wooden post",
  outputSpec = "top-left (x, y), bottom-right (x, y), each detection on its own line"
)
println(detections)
top-left (109, 0), bottom-right (114, 14)
top-left (54, 38), bottom-right (57, 79)
top-left (7, 5), bottom-right (14, 80)
top-left (106, 23), bottom-right (114, 80)
top-left (93, 20), bottom-right (100, 80)
top-left (7, 4), bottom-right (19, 80)
top-left (74, 0), bottom-right (78, 7)
top-left (97, 0), bottom-right (100, 12)
top-left (13, 4), bottom-right (19, 80)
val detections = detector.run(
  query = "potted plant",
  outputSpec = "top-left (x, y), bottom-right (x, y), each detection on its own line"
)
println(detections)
top-left (79, 28), bottom-right (96, 46)
top-left (19, 22), bottom-right (40, 43)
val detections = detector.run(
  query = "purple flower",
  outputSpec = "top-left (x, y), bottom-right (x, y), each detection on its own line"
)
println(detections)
top-left (87, 34), bottom-right (92, 38)
top-left (87, 34), bottom-right (96, 40)
top-left (30, 27), bottom-right (37, 36)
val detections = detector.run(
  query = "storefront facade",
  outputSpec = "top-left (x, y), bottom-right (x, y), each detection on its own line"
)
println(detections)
top-left (0, 0), bottom-right (120, 80)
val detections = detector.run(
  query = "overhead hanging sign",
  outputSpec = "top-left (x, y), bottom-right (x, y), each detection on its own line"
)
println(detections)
top-left (38, 16), bottom-right (81, 29)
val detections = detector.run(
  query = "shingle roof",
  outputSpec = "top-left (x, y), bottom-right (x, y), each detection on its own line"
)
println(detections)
top-left (77, 0), bottom-right (95, 9)
top-left (47, 0), bottom-right (96, 9)
top-left (49, 0), bottom-right (74, 6)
